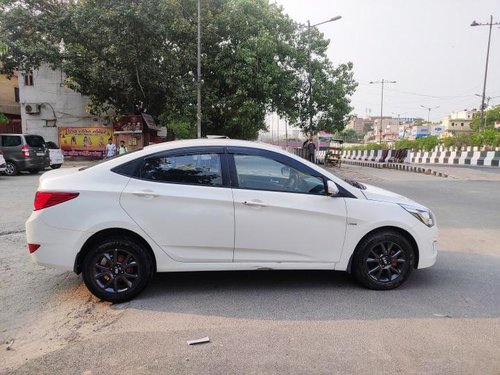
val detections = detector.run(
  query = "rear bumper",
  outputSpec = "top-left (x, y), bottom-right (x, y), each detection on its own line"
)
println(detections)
top-left (26, 212), bottom-right (87, 271)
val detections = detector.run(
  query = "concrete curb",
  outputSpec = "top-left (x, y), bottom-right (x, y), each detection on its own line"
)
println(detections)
top-left (341, 159), bottom-right (448, 178)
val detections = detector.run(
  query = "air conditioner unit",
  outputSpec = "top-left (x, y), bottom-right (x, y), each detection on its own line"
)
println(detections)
top-left (25, 103), bottom-right (41, 114)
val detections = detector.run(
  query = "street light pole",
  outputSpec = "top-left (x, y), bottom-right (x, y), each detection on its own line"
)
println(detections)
top-left (370, 79), bottom-right (396, 143)
top-left (420, 105), bottom-right (439, 123)
top-left (196, 0), bottom-right (202, 138)
top-left (306, 16), bottom-right (341, 138)
top-left (471, 16), bottom-right (500, 130)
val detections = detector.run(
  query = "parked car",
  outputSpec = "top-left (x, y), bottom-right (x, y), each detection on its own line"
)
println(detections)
top-left (26, 139), bottom-right (438, 302)
top-left (0, 150), bottom-right (6, 174)
top-left (45, 141), bottom-right (64, 169)
top-left (0, 134), bottom-right (50, 176)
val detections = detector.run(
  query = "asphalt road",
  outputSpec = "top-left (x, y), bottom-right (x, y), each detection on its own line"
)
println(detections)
top-left (1, 165), bottom-right (499, 374)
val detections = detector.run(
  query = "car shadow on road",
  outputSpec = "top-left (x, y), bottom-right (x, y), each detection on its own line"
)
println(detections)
top-left (128, 251), bottom-right (500, 321)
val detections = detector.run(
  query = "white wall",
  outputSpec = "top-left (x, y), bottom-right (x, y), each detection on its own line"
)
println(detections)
top-left (19, 65), bottom-right (100, 143)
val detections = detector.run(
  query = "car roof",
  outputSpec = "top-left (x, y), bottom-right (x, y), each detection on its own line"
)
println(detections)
top-left (143, 138), bottom-right (283, 153)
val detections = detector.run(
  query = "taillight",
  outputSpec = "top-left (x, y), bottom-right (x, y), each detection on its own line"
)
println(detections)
top-left (28, 244), bottom-right (40, 253)
top-left (22, 145), bottom-right (30, 157)
top-left (34, 192), bottom-right (79, 211)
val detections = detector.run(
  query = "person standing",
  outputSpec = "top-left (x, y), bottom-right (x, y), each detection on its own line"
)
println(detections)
top-left (118, 140), bottom-right (128, 155)
top-left (307, 137), bottom-right (316, 163)
top-left (104, 138), bottom-right (116, 158)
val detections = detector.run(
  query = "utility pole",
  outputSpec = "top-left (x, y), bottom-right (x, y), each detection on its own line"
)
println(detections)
top-left (196, 0), bottom-right (202, 138)
top-left (306, 16), bottom-right (341, 151)
top-left (420, 105), bottom-right (439, 124)
top-left (370, 79), bottom-right (396, 143)
top-left (471, 16), bottom-right (500, 130)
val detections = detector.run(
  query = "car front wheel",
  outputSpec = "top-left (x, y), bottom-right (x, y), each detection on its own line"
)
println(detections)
top-left (352, 230), bottom-right (414, 290)
top-left (82, 236), bottom-right (153, 303)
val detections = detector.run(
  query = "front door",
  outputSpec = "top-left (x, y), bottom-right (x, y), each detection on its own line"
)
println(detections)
top-left (230, 151), bottom-right (347, 263)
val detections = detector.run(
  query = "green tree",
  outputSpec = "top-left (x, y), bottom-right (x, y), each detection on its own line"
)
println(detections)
top-left (0, 0), bottom-right (357, 139)
top-left (470, 106), bottom-right (500, 132)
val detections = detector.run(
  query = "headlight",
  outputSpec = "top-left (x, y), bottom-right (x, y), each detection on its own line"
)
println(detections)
top-left (399, 203), bottom-right (435, 227)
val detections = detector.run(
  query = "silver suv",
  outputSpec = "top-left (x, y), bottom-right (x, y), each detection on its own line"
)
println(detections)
top-left (0, 134), bottom-right (50, 176)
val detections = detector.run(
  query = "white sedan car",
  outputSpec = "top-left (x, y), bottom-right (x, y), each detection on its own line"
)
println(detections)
top-left (26, 139), bottom-right (438, 302)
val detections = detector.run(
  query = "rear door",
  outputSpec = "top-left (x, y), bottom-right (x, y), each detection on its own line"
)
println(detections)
top-left (120, 148), bottom-right (235, 262)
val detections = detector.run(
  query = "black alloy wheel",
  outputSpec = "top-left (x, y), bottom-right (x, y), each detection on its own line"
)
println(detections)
top-left (353, 230), bottom-right (414, 290)
top-left (82, 237), bottom-right (153, 303)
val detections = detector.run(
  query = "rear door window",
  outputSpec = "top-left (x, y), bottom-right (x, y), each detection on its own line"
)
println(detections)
top-left (1, 135), bottom-right (22, 147)
top-left (141, 153), bottom-right (223, 186)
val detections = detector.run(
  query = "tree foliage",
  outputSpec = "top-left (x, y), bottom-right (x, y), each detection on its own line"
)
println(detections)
top-left (470, 106), bottom-right (500, 132)
top-left (0, 0), bottom-right (357, 139)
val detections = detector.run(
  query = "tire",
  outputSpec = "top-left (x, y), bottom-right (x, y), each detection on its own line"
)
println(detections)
top-left (4, 161), bottom-right (18, 176)
top-left (352, 230), bottom-right (414, 290)
top-left (50, 164), bottom-right (62, 169)
top-left (82, 236), bottom-right (154, 303)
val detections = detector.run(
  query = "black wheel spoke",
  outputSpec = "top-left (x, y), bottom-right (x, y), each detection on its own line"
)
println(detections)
top-left (113, 278), bottom-right (119, 292)
top-left (376, 267), bottom-right (383, 280)
top-left (124, 272), bottom-right (138, 279)
top-left (113, 249), bottom-right (118, 263)
top-left (122, 254), bottom-right (131, 266)
top-left (386, 242), bottom-right (394, 254)
top-left (95, 271), bottom-right (112, 279)
top-left (368, 265), bottom-right (381, 275)
top-left (390, 266), bottom-right (401, 275)
top-left (380, 243), bottom-right (388, 255)
top-left (103, 278), bottom-right (114, 289)
top-left (392, 249), bottom-right (402, 258)
top-left (95, 264), bottom-right (109, 272)
top-left (120, 276), bottom-right (133, 288)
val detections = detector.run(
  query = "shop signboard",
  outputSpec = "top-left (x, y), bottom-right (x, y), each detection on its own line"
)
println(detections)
top-left (58, 126), bottom-right (113, 157)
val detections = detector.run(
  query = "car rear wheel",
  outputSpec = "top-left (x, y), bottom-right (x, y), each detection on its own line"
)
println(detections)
top-left (50, 164), bottom-right (62, 169)
top-left (352, 230), bottom-right (414, 290)
top-left (82, 237), bottom-right (153, 303)
top-left (4, 161), bottom-right (18, 176)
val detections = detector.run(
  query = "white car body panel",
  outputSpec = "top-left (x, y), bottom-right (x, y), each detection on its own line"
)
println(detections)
top-left (48, 148), bottom-right (64, 166)
top-left (26, 139), bottom-right (438, 278)
top-left (0, 154), bottom-right (6, 173)
top-left (120, 178), bottom-right (235, 262)
top-left (232, 188), bottom-right (347, 262)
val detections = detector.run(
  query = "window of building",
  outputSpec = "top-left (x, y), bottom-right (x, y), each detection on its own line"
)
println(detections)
top-left (461, 123), bottom-right (464, 127)
top-left (24, 73), bottom-right (34, 86)
top-left (141, 153), bottom-right (223, 186)
top-left (14, 87), bottom-right (19, 103)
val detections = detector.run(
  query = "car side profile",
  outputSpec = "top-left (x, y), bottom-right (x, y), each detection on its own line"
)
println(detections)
top-left (0, 133), bottom-right (50, 176)
top-left (26, 139), bottom-right (438, 302)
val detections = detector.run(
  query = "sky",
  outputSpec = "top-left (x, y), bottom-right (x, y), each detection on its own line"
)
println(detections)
top-left (274, 0), bottom-right (500, 123)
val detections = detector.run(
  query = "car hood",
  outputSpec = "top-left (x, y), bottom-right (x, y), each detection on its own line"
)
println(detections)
top-left (361, 183), bottom-right (425, 208)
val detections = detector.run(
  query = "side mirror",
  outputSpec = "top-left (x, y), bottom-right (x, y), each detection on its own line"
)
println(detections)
top-left (326, 180), bottom-right (339, 196)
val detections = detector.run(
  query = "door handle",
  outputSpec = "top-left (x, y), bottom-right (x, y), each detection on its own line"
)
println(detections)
top-left (243, 200), bottom-right (267, 207)
top-left (132, 190), bottom-right (159, 198)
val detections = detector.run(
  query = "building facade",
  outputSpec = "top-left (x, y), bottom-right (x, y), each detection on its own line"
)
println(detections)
top-left (19, 64), bottom-right (105, 143)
